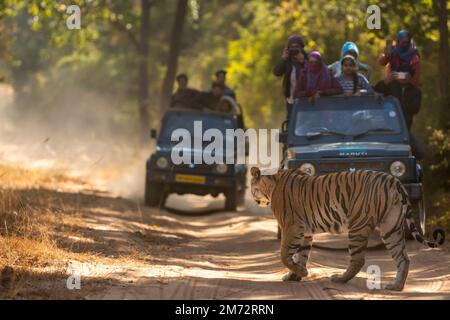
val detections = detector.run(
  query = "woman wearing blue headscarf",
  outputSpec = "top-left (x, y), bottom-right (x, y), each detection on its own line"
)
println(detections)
top-left (328, 42), bottom-right (372, 80)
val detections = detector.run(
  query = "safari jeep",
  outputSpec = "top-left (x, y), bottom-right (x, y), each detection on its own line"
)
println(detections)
top-left (279, 95), bottom-right (426, 237)
top-left (145, 107), bottom-right (247, 211)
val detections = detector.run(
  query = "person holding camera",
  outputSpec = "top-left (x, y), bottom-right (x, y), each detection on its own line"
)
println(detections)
top-left (374, 30), bottom-right (422, 129)
top-left (273, 34), bottom-right (307, 121)
top-left (374, 30), bottom-right (424, 159)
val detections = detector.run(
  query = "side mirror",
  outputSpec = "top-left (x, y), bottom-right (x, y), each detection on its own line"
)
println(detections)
top-left (281, 120), bottom-right (289, 133)
top-left (150, 129), bottom-right (157, 139)
top-left (278, 132), bottom-right (288, 144)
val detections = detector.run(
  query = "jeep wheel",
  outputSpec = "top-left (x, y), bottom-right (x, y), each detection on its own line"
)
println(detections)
top-left (224, 188), bottom-right (237, 211)
top-left (145, 181), bottom-right (165, 207)
top-left (237, 188), bottom-right (246, 206)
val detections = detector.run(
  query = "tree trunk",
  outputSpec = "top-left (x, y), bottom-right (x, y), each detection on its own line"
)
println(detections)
top-left (138, 0), bottom-right (151, 142)
top-left (160, 0), bottom-right (188, 112)
top-left (436, 0), bottom-right (449, 126)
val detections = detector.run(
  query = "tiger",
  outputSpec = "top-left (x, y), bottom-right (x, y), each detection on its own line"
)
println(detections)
top-left (250, 167), bottom-right (445, 291)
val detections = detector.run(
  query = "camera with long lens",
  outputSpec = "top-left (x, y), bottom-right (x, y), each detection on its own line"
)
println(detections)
top-left (288, 48), bottom-right (301, 58)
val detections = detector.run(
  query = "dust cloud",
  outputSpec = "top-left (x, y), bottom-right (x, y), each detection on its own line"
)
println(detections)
top-left (0, 82), bottom-right (154, 200)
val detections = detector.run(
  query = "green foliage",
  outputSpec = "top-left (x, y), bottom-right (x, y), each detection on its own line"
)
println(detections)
top-left (427, 128), bottom-right (450, 190)
top-left (0, 0), bottom-right (448, 178)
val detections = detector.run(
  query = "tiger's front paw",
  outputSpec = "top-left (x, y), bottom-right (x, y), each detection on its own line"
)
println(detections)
top-left (384, 282), bottom-right (404, 291)
top-left (296, 265), bottom-right (308, 278)
top-left (289, 264), bottom-right (308, 278)
top-left (282, 272), bottom-right (302, 282)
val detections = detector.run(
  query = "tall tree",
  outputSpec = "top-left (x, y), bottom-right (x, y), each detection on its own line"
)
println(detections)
top-left (138, 0), bottom-right (152, 141)
top-left (107, 0), bottom-right (155, 141)
top-left (160, 0), bottom-right (188, 112)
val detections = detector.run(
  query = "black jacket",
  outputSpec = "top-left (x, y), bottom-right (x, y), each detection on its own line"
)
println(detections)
top-left (192, 92), bottom-right (222, 111)
top-left (223, 85), bottom-right (236, 100)
top-left (170, 88), bottom-right (199, 108)
top-left (273, 59), bottom-right (304, 98)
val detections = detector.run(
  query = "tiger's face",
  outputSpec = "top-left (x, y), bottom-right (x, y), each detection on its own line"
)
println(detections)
top-left (250, 167), bottom-right (276, 207)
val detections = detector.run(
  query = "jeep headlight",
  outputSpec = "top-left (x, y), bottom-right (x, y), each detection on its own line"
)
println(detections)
top-left (215, 164), bottom-right (228, 174)
top-left (287, 150), bottom-right (296, 160)
top-left (390, 161), bottom-right (406, 177)
top-left (156, 156), bottom-right (169, 169)
top-left (299, 163), bottom-right (316, 176)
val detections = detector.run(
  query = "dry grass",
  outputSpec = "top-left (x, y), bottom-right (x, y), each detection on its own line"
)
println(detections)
top-left (0, 164), bottom-right (97, 299)
top-left (0, 163), bottom-right (164, 299)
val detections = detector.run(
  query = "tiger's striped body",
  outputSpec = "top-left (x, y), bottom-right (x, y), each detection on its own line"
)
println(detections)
top-left (250, 168), bottom-right (444, 291)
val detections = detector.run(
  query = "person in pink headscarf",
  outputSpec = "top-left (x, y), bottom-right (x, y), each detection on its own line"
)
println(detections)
top-left (294, 51), bottom-right (343, 101)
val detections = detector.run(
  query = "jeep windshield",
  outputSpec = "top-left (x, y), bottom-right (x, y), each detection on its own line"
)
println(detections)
top-left (293, 97), bottom-right (403, 140)
top-left (158, 111), bottom-right (236, 146)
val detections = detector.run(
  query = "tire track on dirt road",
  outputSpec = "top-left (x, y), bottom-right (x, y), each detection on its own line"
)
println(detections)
top-left (83, 194), bottom-right (450, 300)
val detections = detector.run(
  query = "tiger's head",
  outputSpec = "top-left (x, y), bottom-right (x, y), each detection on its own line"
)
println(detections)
top-left (250, 167), bottom-right (278, 207)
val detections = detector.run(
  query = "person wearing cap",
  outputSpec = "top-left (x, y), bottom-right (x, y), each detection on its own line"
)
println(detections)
top-left (273, 34), bottom-right (308, 120)
top-left (170, 73), bottom-right (199, 108)
top-left (215, 69), bottom-right (236, 100)
top-left (328, 41), bottom-right (372, 80)
top-left (335, 55), bottom-right (372, 96)
top-left (192, 81), bottom-right (225, 111)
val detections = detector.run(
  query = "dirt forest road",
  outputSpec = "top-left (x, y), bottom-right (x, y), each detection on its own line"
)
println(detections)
top-left (70, 190), bottom-right (450, 300)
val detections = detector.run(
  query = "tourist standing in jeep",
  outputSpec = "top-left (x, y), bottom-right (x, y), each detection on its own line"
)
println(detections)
top-left (273, 34), bottom-right (308, 121)
top-left (215, 69), bottom-right (236, 100)
top-left (374, 30), bottom-right (424, 159)
top-left (170, 73), bottom-right (199, 109)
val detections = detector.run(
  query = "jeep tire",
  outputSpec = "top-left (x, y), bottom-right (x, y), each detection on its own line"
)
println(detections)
top-left (237, 188), bottom-right (246, 206)
top-left (145, 180), bottom-right (165, 207)
top-left (225, 188), bottom-right (238, 211)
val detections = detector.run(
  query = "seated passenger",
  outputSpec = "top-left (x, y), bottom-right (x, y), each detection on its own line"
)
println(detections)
top-left (217, 96), bottom-right (239, 114)
top-left (294, 51), bottom-right (343, 101)
top-left (328, 42), bottom-right (372, 80)
top-left (170, 73), bottom-right (199, 108)
top-left (192, 81), bottom-right (224, 111)
top-left (336, 55), bottom-right (372, 96)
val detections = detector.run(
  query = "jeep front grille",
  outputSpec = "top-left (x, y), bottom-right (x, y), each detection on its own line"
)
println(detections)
top-left (318, 161), bottom-right (386, 173)
top-left (174, 163), bottom-right (214, 174)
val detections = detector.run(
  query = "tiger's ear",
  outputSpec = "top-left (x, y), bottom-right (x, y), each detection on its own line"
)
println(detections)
top-left (250, 167), bottom-right (261, 179)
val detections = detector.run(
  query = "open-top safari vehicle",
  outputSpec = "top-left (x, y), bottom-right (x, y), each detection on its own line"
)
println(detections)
top-left (145, 106), bottom-right (247, 211)
top-left (278, 95), bottom-right (429, 240)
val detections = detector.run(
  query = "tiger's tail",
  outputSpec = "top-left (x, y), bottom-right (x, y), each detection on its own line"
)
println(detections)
top-left (398, 181), bottom-right (445, 248)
